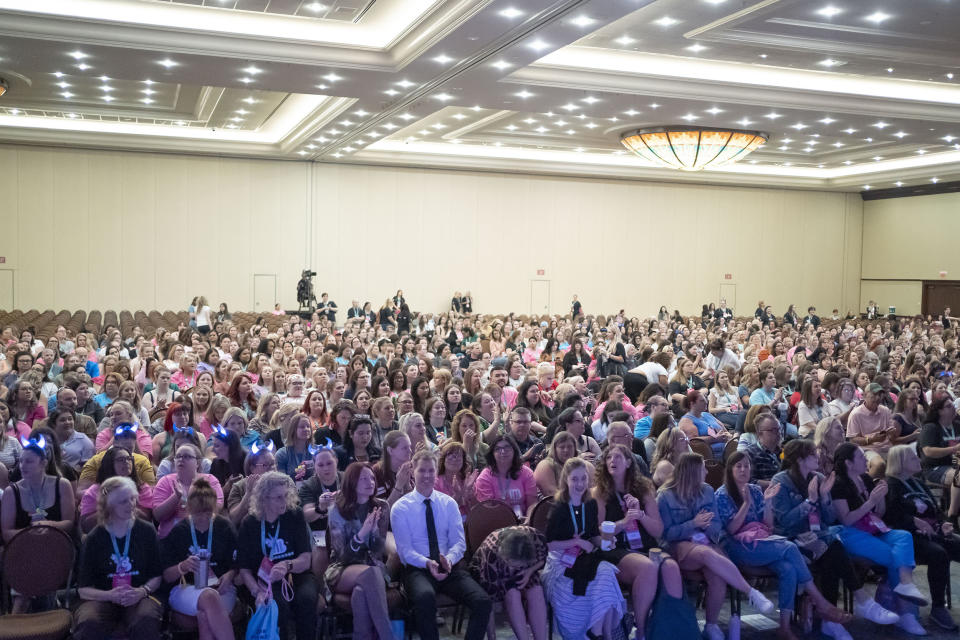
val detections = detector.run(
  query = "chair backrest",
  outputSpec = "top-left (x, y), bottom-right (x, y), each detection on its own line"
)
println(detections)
top-left (722, 438), bottom-right (739, 464)
top-left (689, 438), bottom-right (714, 461)
top-left (2, 525), bottom-right (75, 597)
top-left (704, 460), bottom-right (725, 490)
top-left (465, 500), bottom-right (518, 554)
top-left (528, 497), bottom-right (554, 534)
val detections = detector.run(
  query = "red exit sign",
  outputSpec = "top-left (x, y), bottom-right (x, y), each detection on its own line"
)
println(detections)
top-left (536, 269), bottom-right (545, 276)
top-left (724, 273), bottom-right (732, 280)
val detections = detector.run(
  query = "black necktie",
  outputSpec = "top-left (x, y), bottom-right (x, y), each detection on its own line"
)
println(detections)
top-left (424, 498), bottom-right (440, 562)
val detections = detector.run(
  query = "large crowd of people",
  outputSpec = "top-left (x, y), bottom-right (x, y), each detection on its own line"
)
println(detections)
top-left (1, 293), bottom-right (960, 640)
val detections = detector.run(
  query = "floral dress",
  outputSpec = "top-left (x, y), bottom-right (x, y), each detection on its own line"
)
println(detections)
top-left (469, 526), bottom-right (546, 602)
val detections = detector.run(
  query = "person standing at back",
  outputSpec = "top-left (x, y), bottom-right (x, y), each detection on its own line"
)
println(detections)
top-left (571, 295), bottom-right (582, 319)
top-left (390, 449), bottom-right (492, 640)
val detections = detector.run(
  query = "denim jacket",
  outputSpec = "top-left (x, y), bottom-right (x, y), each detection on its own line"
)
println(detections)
top-left (770, 470), bottom-right (837, 538)
top-left (657, 483), bottom-right (724, 545)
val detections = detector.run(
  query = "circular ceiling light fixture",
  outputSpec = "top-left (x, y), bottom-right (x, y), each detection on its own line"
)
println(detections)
top-left (620, 126), bottom-right (768, 171)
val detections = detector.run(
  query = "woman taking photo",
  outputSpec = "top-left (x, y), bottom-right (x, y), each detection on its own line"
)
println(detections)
top-left (74, 476), bottom-right (163, 640)
top-left (470, 526), bottom-right (548, 640)
top-left (717, 452), bottom-right (851, 640)
top-left (657, 453), bottom-right (774, 640)
top-left (831, 443), bottom-right (928, 610)
top-left (770, 439), bottom-right (899, 635)
top-left (474, 434), bottom-right (537, 519)
top-left (543, 458), bottom-right (625, 639)
top-left (372, 430), bottom-right (413, 507)
top-left (885, 445), bottom-right (960, 630)
top-left (326, 462), bottom-right (392, 640)
top-left (238, 472), bottom-right (318, 640)
top-left (161, 477), bottom-right (237, 640)
top-left (594, 444), bottom-right (683, 640)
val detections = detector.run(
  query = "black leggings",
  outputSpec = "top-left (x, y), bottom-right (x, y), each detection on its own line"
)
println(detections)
top-left (914, 533), bottom-right (960, 607)
top-left (272, 572), bottom-right (318, 640)
top-left (812, 540), bottom-right (863, 605)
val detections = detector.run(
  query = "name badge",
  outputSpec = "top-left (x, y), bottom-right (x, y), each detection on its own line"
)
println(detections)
top-left (312, 530), bottom-right (326, 548)
top-left (624, 520), bottom-right (644, 550)
top-left (112, 573), bottom-right (132, 589)
top-left (559, 545), bottom-right (582, 568)
top-left (257, 556), bottom-right (274, 583)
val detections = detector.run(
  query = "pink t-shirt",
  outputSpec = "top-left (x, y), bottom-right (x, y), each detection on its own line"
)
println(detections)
top-left (151, 473), bottom-right (223, 538)
top-left (846, 404), bottom-right (893, 456)
top-left (80, 482), bottom-right (154, 518)
top-left (473, 465), bottom-right (536, 515)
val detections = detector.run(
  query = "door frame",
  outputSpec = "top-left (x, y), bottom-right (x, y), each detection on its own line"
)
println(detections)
top-left (252, 273), bottom-right (278, 312)
top-left (530, 279), bottom-right (551, 316)
top-left (921, 280), bottom-right (960, 317)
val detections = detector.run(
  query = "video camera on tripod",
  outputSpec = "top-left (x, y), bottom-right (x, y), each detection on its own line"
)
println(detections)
top-left (296, 269), bottom-right (317, 310)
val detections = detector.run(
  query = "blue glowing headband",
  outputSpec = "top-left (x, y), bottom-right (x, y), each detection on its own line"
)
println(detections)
top-left (250, 440), bottom-right (275, 455)
top-left (19, 434), bottom-right (47, 457)
top-left (114, 422), bottom-right (139, 437)
top-left (308, 438), bottom-right (335, 457)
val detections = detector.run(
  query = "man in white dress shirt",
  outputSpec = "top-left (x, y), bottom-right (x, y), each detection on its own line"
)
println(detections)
top-left (390, 449), bottom-right (492, 640)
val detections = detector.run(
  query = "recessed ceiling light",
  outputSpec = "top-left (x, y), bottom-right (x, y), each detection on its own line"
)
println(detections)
top-left (239, 77), bottom-right (254, 84)
top-left (304, 3), bottom-right (327, 12)
top-left (703, 0), bottom-right (727, 4)
top-left (686, 44), bottom-right (707, 53)
top-left (9, 108), bottom-right (20, 115)
top-left (354, 109), bottom-right (369, 117)
top-left (887, 68), bottom-right (894, 73)
top-left (449, 139), bottom-right (463, 144)
top-left (872, 121), bottom-right (889, 129)
top-left (398, 113), bottom-right (415, 121)
top-left (705, 107), bottom-right (724, 115)
top-left (573, 147), bottom-right (585, 152)
top-left (832, 142), bottom-right (845, 147)
top-left (649, 103), bottom-right (660, 109)
top-left (803, 147), bottom-right (814, 153)
top-left (584, 122), bottom-right (598, 129)
top-left (818, 58), bottom-right (843, 67)
top-left (242, 97), bottom-right (257, 104)
top-left (322, 73), bottom-right (342, 82)
top-left (653, 16), bottom-right (679, 27)
top-left (535, 126), bottom-right (548, 133)
top-left (615, 35), bottom-right (637, 46)
top-left (581, 96), bottom-right (599, 104)
top-left (561, 103), bottom-right (579, 111)
top-left (916, 149), bottom-right (927, 154)
top-left (157, 58), bottom-right (178, 68)
top-left (816, 5), bottom-right (843, 17)
top-left (60, 91), bottom-right (73, 98)
top-left (523, 117), bottom-right (537, 124)
top-left (844, 160), bottom-right (853, 165)
top-left (452, 113), bottom-right (467, 120)
top-left (818, 116), bottom-right (836, 124)
top-left (66, 112), bottom-right (78, 118)
top-left (942, 135), bottom-right (957, 142)
top-left (328, 129), bottom-right (341, 135)
top-left (142, 88), bottom-right (156, 95)
top-left (316, 84), bottom-right (328, 90)
top-left (340, 120), bottom-right (353, 126)
top-left (895, 181), bottom-right (903, 187)
top-left (506, 124), bottom-right (518, 131)
top-left (142, 98), bottom-right (154, 104)
top-left (395, 79), bottom-right (416, 88)
top-left (843, 127), bottom-right (857, 134)
top-left (624, 109), bottom-right (639, 116)
top-left (53, 71), bottom-right (64, 78)
top-left (68, 51), bottom-right (88, 60)
top-left (864, 11), bottom-right (891, 23)
top-left (471, 105), bottom-right (483, 112)
top-left (384, 89), bottom-right (399, 96)
top-left (864, 137), bottom-right (874, 142)
top-left (491, 60), bottom-right (512, 70)
top-left (892, 131), bottom-right (908, 138)
top-left (759, 54), bottom-right (768, 58)
top-left (862, 185), bottom-right (871, 190)
top-left (102, 95), bottom-right (114, 102)
top-left (175, 120), bottom-right (186, 126)
top-left (554, 119), bottom-right (568, 126)
top-left (143, 79), bottom-right (154, 85)
top-left (56, 81), bottom-right (70, 88)
top-left (332, 153), bottom-right (342, 158)
top-left (781, 138), bottom-right (793, 143)
top-left (100, 85), bottom-right (112, 92)
top-left (306, 144), bottom-right (316, 150)
top-left (433, 54), bottom-right (454, 64)
top-left (515, 90), bottom-right (534, 99)
top-left (778, 146), bottom-right (790, 151)
top-left (764, 112), bottom-right (782, 120)
top-left (738, 118), bottom-right (754, 126)
top-left (235, 108), bottom-right (249, 115)
top-left (230, 116), bottom-right (244, 122)
top-left (242, 66), bottom-right (262, 75)
top-left (433, 93), bottom-right (453, 101)
top-left (790, 122), bottom-right (808, 130)
top-left (569, 15), bottom-right (596, 27)
top-left (499, 7), bottom-right (524, 18)
top-left (75, 63), bottom-right (91, 71)
top-left (681, 113), bottom-right (699, 121)
top-left (872, 156), bottom-right (883, 161)
top-left (948, 73), bottom-right (955, 80)
top-left (566, 129), bottom-right (576, 135)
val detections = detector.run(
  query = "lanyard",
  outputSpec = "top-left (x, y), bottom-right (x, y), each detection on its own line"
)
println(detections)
top-left (189, 516), bottom-right (214, 554)
top-left (569, 503), bottom-right (585, 536)
top-left (260, 519), bottom-right (281, 560)
top-left (110, 524), bottom-right (132, 566)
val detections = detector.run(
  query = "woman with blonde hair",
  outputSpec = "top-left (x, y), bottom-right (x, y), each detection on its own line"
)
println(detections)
top-left (200, 395), bottom-right (231, 438)
top-left (74, 476), bottom-right (163, 640)
top-left (813, 416), bottom-right (846, 475)
top-left (238, 471), bottom-right (317, 640)
top-left (651, 426), bottom-right (691, 487)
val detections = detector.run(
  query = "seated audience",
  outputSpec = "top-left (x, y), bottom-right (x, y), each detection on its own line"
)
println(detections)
top-left (474, 434), bottom-right (537, 518)
top-left (152, 444), bottom-right (223, 538)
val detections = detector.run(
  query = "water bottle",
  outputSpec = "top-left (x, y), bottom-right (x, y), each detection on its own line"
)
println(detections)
top-left (195, 550), bottom-right (210, 588)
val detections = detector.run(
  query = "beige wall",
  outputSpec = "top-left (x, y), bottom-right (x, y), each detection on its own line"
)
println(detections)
top-left (0, 144), bottom-right (863, 318)
top-left (860, 192), bottom-right (960, 315)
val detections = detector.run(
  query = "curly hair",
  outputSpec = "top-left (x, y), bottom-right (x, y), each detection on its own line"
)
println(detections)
top-left (248, 471), bottom-right (298, 519)
top-left (594, 443), bottom-right (654, 504)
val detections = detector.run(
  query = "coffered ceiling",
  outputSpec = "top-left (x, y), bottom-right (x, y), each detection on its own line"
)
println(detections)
top-left (1, 0), bottom-right (958, 191)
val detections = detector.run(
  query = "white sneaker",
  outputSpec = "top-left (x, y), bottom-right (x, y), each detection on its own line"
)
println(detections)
top-left (748, 588), bottom-right (775, 614)
top-left (853, 598), bottom-right (899, 625)
top-left (894, 583), bottom-right (930, 607)
top-left (820, 621), bottom-right (853, 640)
top-left (896, 613), bottom-right (928, 636)
top-left (701, 623), bottom-right (724, 640)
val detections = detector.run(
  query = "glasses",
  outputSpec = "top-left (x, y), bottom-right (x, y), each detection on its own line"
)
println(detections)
top-left (175, 454), bottom-right (198, 461)
top-left (494, 446), bottom-right (513, 454)
top-left (114, 456), bottom-right (133, 464)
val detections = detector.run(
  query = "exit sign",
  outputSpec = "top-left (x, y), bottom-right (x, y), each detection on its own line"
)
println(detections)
top-left (724, 273), bottom-right (732, 280)
top-left (536, 269), bottom-right (545, 276)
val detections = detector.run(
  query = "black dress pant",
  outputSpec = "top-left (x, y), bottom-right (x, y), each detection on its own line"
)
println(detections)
top-left (812, 540), bottom-right (863, 605)
top-left (404, 566), bottom-right (492, 640)
top-left (272, 572), bottom-right (318, 640)
top-left (914, 532), bottom-right (960, 607)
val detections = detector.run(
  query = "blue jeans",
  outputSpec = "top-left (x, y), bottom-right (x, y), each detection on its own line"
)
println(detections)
top-left (723, 539), bottom-right (812, 610)
top-left (837, 526), bottom-right (915, 586)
